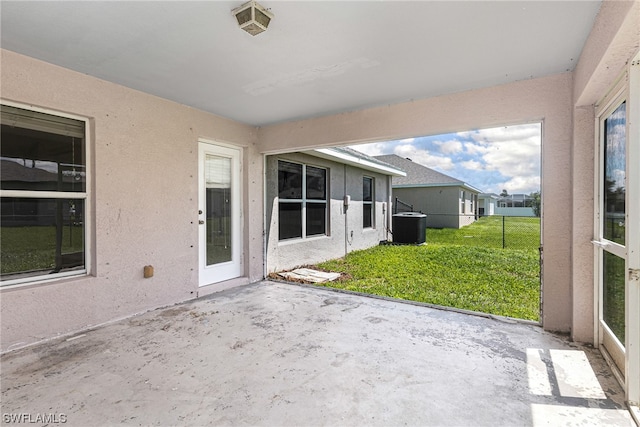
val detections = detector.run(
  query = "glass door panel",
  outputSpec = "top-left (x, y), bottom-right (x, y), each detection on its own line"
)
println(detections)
top-left (205, 155), bottom-right (232, 266)
top-left (198, 143), bottom-right (242, 286)
top-left (597, 94), bottom-right (627, 379)
top-left (601, 101), bottom-right (626, 352)
top-left (603, 251), bottom-right (625, 344)
top-left (603, 101), bottom-right (626, 245)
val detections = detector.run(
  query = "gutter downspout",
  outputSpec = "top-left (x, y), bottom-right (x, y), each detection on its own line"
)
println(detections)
top-left (344, 164), bottom-right (348, 257)
top-left (262, 153), bottom-right (268, 279)
top-left (387, 175), bottom-right (392, 241)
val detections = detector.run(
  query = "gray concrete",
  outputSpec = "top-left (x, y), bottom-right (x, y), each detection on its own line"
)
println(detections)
top-left (1, 282), bottom-right (634, 426)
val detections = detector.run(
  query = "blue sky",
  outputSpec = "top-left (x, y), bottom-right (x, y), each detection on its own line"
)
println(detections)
top-left (351, 123), bottom-right (542, 195)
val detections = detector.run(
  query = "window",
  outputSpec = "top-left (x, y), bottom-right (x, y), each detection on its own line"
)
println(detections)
top-left (460, 190), bottom-right (466, 213)
top-left (363, 177), bottom-right (373, 228)
top-left (1, 104), bottom-right (88, 286)
top-left (278, 160), bottom-right (327, 240)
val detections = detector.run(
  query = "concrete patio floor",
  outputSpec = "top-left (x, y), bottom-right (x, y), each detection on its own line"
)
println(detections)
top-left (1, 281), bottom-right (634, 427)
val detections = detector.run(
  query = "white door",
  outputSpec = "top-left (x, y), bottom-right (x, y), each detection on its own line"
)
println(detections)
top-left (594, 53), bottom-right (639, 407)
top-left (198, 142), bottom-right (242, 286)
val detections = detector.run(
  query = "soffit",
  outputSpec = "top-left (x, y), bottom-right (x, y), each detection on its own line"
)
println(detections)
top-left (0, 1), bottom-right (601, 126)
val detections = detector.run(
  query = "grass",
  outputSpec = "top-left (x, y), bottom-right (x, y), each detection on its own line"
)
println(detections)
top-left (427, 216), bottom-right (540, 250)
top-left (1, 225), bottom-right (84, 274)
top-left (311, 216), bottom-right (541, 321)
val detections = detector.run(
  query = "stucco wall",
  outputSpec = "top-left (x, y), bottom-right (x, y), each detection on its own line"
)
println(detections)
top-left (0, 50), bottom-right (261, 351)
top-left (392, 186), bottom-right (463, 229)
top-left (265, 152), bottom-right (391, 272)
top-left (569, 0), bottom-right (639, 343)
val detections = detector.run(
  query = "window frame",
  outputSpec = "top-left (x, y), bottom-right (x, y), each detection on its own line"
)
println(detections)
top-left (277, 160), bottom-right (328, 242)
top-left (0, 101), bottom-right (92, 288)
top-left (363, 176), bottom-right (374, 229)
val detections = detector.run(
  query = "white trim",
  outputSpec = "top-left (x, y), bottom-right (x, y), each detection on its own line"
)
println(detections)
top-left (308, 148), bottom-right (406, 177)
top-left (593, 91), bottom-right (628, 380)
top-left (198, 141), bottom-right (243, 286)
top-left (0, 190), bottom-right (88, 199)
top-left (0, 99), bottom-right (91, 123)
top-left (593, 55), bottom-right (640, 409)
top-left (0, 269), bottom-right (87, 289)
top-left (625, 50), bottom-right (640, 407)
top-left (394, 182), bottom-right (483, 193)
top-left (0, 101), bottom-right (92, 288)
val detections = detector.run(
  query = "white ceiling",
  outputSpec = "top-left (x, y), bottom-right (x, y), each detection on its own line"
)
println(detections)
top-left (1, 1), bottom-right (601, 127)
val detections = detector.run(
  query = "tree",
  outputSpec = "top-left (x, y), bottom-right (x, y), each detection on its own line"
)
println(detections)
top-left (500, 189), bottom-right (509, 197)
top-left (530, 191), bottom-right (541, 217)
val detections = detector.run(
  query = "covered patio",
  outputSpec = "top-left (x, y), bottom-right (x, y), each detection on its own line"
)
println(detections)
top-left (1, 282), bottom-right (633, 426)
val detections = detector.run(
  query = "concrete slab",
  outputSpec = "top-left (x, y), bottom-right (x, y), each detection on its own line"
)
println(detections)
top-left (1, 281), bottom-right (634, 426)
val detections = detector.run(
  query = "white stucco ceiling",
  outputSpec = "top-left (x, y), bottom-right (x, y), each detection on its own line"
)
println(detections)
top-left (1, 1), bottom-right (601, 126)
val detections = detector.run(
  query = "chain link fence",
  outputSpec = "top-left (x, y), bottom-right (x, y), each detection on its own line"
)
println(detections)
top-left (419, 214), bottom-right (541, 250)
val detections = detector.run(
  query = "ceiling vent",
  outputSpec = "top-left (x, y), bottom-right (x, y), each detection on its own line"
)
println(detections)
top-left (232, 1), bottom-right (273, 36)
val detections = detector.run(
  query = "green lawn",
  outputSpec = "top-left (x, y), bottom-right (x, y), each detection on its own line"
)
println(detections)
top-left (312, 216), bottom-right (541, 321)
top-left (1, 225), bottom-right (84, 274)
top-left (427, 216), bottom-right (540, 250)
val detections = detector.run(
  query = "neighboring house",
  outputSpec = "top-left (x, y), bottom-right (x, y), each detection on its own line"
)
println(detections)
top-left (478, 193), bottom-right (499, 217)
top-left (1, 2), bottom-right (639, 410)
top-left (265, 147), bottom-right (404, 272)
top-left (495, 194), bottom-right (536, 217)
top-left (374, 155), bottom-right (481, 229)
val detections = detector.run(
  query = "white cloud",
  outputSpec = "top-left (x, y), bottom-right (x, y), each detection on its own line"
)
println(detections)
top-left (348, 142), bottom-right (388, 157)
top-left (487, 175), bottom-right (541, 195)
top-left (433, 139), bottom-right (463, 155)
top-left (398, 138), bottom-right (415, 144)
top-left (460, 160), bottom-right (484, 171)
top-left (461, 124), bottom-right (541, 183)
top-left (464, 142), bottom-right (490, 156)
top-left (461, 123), bottom-right (541, 144)
top-left (351, 123), bottom-right (541, 194)
top-left (393, 144), bottom-right (455, 171)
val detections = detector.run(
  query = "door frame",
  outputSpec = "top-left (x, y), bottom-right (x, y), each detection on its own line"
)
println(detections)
top-left (198, 140), bottom-right (243, 287)
top-left (593, 52), bottom-right (639, 410)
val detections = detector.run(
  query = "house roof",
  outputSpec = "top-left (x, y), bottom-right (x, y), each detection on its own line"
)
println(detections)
top-left (1, 159), bottom-right (56, 183)
top-left (0, 2), bottom-right (602, 126)
top-left (479, 193), bottom-right (500, 199)
top-left (0, 160), bottom-right (85, 186)
top-left (374, 154), bottom-right (481, 193)
top-left (306, 147), bottom-right (405, 177)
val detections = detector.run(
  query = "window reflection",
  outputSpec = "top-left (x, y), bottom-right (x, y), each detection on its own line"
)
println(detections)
top-left (306, 166), bottom-right (326, 200)
top-left (278, 161), bottom-right (302, 199)
top-left (603, 101), bottom-right (625, 245)
top-left (603, 251), bottom-right (625, 345)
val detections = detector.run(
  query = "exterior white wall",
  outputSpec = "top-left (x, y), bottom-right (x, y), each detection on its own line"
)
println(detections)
top-left (265, 152), bottom-right (391, 272)
top-left (494, 207), bottom-right (536, 217)
top-left (479, 198), bottom-right (496, 216)
top-left (0, 49), bottom-right (262, 351)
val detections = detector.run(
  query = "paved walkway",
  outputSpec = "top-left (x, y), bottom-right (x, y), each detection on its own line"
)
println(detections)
top-left (1, 281), bottom-right (634, 426)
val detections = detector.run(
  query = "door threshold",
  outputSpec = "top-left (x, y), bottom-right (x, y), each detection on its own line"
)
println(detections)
top-left (198, 276), bottom-right (250, 298)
